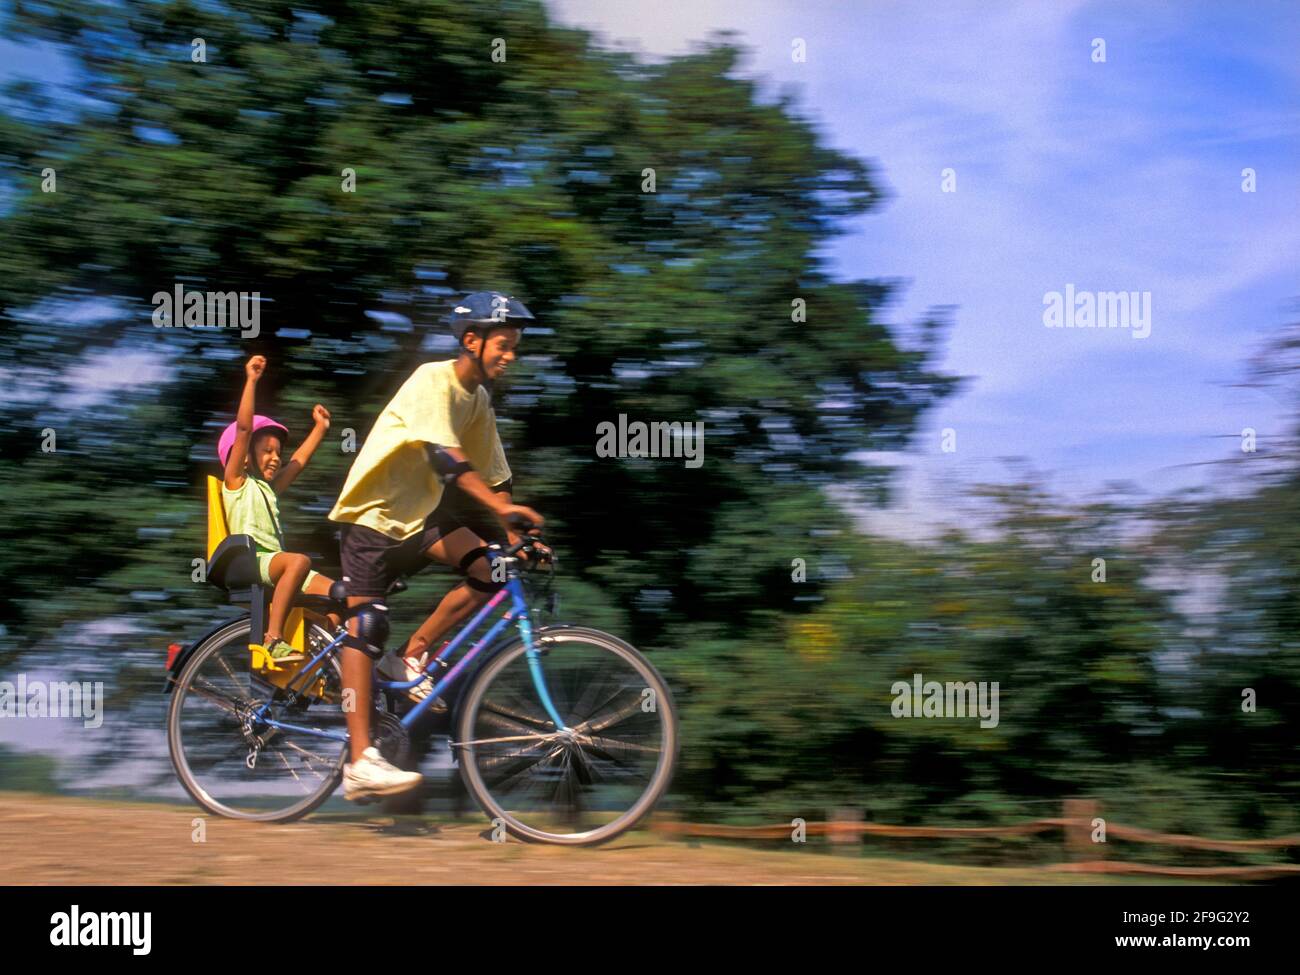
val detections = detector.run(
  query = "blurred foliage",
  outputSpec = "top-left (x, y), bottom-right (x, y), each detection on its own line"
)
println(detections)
top-left (0, 1), bottom-right (1295, 857)
top-left (0, 744), bottom-right (61, 793)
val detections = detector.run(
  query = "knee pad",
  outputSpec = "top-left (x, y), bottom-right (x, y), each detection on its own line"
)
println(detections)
top-left (342, 601), bottom-right (390, 659)
top-left (458, 546), bottom-right (504, 594)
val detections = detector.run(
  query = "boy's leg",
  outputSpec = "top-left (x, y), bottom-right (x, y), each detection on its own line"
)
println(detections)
top-left (264, 552), bottom-right (312, 642)
top-left (336, 523), bottom-right (407, 764)
top-left (342, 598), bottom-right (375, 764)
top-left (393, 528), bottom-right (497, 664)
top-left (338, 597), bottom-right (421, 797)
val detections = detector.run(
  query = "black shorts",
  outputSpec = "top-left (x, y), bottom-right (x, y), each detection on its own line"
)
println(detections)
top-left (337, 484), bottom-right (509, 599)
top-left (338, 519), bottom-right (444, 599)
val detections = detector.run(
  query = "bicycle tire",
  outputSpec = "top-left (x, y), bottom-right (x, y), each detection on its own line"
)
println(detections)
top-left (455, 626), bottom-right (678, 845)
top-left (167, 616), bottom-right (347, 823)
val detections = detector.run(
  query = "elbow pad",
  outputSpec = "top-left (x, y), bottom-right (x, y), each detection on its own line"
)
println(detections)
top-left (425, 444), bottom-right (473, 485)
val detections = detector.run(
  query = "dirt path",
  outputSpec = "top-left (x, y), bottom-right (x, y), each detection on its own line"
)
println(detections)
top-left (3, 793), bottom-right (1143, 885)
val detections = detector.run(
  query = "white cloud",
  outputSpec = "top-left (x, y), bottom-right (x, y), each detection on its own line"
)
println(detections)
top-left (60, 349), bottom-right (167, 409)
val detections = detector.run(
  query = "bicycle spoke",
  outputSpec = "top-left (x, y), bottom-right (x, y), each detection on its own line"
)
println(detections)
top-left (476, 703), bottom-right (552, 739)
top-left (479, 697), bottom-right (553, 732)
top-left (481, 744), bottom-right (562, 794)
top-left (183, 683), bottom-right (245, 718)
top-left (573, 693), bottom-right (646, 736)
top-left (268, 745), bottom-right (331, 794)
top-left (181, 734), bottom-right (249, 775)
top-left (212, 652), bottom-right (253, 699)
top-left (581, 733), bottom-right (663, 762)
top-left (555, 750), bottom-right (585, 828)
top-left (275, 737), bottom-right (341, 771)
top-left (565, 657), bottom-right (618, 723)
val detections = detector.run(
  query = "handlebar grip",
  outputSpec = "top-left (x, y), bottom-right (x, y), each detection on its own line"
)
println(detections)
top-left (499, 530), bottom-right (548, 560)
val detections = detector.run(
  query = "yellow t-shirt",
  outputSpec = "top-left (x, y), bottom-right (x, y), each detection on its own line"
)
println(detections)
top-left (328, 360), bottom-right (511, 540)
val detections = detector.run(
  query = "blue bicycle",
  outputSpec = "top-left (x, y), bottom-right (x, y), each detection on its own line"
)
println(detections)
top-left (165, 528), bottom-right (679, 845)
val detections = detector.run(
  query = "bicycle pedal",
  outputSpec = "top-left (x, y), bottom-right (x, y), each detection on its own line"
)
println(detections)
top-left (383, 691), bottom-right (415, 716)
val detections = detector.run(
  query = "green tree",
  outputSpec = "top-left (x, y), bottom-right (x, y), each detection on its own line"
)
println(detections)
top-left (0, 1), bottom-right (956, 798)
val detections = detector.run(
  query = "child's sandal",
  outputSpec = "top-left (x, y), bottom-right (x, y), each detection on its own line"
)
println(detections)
top-left (251, 638), bottom-right (305, 668)
top-left (266, 638), bottom-right (305, 663)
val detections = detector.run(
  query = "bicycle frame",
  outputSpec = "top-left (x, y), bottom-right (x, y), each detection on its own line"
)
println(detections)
top-left (254, 570), bottom-right (568, 743)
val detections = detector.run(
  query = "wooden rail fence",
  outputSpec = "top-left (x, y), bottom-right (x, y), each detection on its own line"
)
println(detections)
top-left (649, 799), bottom-right (1300, 880)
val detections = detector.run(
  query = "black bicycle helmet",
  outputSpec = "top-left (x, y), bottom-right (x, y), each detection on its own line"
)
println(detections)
top-left (443, 291), bottom-right (534, 385)
top-left (444, 291), bottom-right (534, 342)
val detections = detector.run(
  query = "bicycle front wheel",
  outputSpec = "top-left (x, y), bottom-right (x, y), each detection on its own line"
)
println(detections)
top-left (167, 617), bottom-right (347, 822)
top-left (456, 626), bottom-right (678, 845)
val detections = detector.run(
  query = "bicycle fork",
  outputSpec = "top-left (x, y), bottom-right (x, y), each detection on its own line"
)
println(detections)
top-left (518, 611), bottom-right (568, 734)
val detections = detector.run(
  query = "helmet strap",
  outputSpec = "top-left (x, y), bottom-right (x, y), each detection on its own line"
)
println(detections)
top-left (462, 329), bottom-right (492, 389)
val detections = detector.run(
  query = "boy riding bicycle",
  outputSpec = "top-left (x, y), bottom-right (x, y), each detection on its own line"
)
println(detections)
top-left (328, 292), bottom-right (548, 801)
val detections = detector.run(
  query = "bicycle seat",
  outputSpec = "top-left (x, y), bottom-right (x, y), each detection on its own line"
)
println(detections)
top-left (207, 534), bottom-right (259, 590)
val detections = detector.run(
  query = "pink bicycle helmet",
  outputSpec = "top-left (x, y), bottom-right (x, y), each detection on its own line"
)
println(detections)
top-left (218, 415), bottom-right (290, 467)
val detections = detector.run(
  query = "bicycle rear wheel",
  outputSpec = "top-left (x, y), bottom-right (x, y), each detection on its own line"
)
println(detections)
top-left (456, 626), bottom-right (678, 845)
top-left (167, 617), bottom-right (347, 822)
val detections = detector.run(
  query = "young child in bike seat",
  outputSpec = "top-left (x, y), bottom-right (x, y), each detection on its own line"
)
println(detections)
top-left (219, 354), bottom-right (338, 663)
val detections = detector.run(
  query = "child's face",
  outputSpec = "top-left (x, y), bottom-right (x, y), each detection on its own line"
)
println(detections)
top-left (250, 432), bottom-right (283, 480)
top-left (467, 326), bottom-right (521, 380)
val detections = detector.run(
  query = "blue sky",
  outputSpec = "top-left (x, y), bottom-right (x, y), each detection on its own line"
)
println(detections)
top-left (4, 2), bottom-right (1298, 532)
top-left (551, 0), bottom-right (1300, 529)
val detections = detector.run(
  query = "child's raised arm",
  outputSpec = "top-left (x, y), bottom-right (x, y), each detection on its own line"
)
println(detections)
top-left (272, 404), bottom-right (330, 494)
top-left (223, 355), bottom-right (267, 490)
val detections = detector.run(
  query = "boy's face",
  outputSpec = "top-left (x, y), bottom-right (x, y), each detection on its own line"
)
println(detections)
top-left (465, 326), bottom-right (521, 380)
top-left (250, 432), bottom-right (283, 480)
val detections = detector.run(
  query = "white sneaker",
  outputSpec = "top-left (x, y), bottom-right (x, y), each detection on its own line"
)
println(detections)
top-left (377, 651), bottom-right (447, 710)
top-left (343, 746), bottom-right (422, 801)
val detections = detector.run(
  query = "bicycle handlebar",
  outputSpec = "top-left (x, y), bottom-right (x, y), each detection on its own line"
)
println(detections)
top-left (498, 524), bottom-right (550, 562)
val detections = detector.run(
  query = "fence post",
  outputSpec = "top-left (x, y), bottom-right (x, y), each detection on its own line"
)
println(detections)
top-left (1063, 798), bottom-right (1101, 861)
top-left (828, 807), bottom-right (862, 854)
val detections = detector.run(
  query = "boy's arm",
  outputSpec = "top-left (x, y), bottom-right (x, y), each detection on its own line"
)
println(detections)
top-left (223, 356), bottom-right (266, 490)
top-left (273, 404), bottom-right (330, 494)
top-left (424, 445), bottom-right (542, 529)
top-left (481, 418), bottom-right (541, 548)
